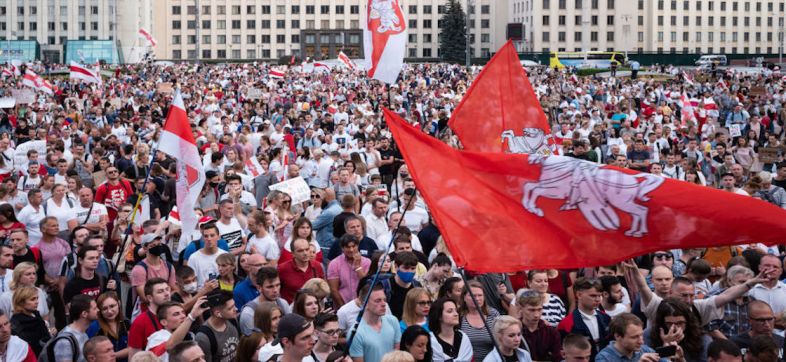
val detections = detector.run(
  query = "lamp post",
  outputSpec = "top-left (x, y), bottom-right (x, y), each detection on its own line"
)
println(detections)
top-left (465, 0), bottom-right (473, 67)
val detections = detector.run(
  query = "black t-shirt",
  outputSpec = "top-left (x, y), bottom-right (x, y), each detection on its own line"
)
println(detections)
top-left (332, 212), bottom-right (355, 238)
top-left (378, 148), bottom-right (395, 176)
top-left (774, 178), bottom-right (786, 190)
top-left (63, 274), bottom-right (102, 304)
top-left (390, 280), bottom-right (414, 320)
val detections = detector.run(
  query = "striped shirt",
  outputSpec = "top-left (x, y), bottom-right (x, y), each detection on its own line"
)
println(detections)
top-left (460, 308), bottom-right (501, 362)
top-left (543, 293), bottom-right (567, 327)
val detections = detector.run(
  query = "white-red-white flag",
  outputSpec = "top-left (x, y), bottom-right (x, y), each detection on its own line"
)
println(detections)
top-left (39, 79), bottom-right (54, 95)
top-left (703, 96), bottom-right (719, 118)
top-left (138, 28), bottom-right (157, 47)
top-left (269, 69), bottom-right (285, 79)
top-left (313, 62), bottom-right (331, 73)
top-left (159, 91), bottom-right (205, 245)
top-left (683, 71), bottom-right (695, 86)
top-left (338, 51), bottom-right (357, 70)
top-left (69, 61), bottom-right (102, 84)
top-left (363, 0), bottom-right (407, 83)
top-left (680, 93), bottom-right (696, 127)
top-left (22, 70), bottom-right (39, 89)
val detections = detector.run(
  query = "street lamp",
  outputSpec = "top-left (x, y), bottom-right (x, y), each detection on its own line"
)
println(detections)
top-left (465, 0), bottom-right (473, 67)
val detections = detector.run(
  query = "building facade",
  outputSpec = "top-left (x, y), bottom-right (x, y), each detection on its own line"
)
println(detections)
top-left (512, 0), bottom-right (786, 54)
top-left (0, 0), bottom-right (126, 63)
top-left (151, 0), bottom-right (509, 62)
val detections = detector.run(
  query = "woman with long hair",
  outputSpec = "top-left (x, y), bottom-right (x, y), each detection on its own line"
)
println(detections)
top-left (401, 288), bottom-right (431, 333)
top-left (254, 301), bottom-right (283, 342)
top-left (293, 289), bottom-right (321, 322)
top-left (428, 297), bottom-right (473, 362)
top-left (732, 136), bottom-right (757, 172)
top-left (86, 291), bottom-right (130, 361)
top-left (266, 190), bottom-right (295, 246)
top-left (0, 203), bottom-right (23, 241)
top-left (459, 280), bottom-right (501, 361)
top-left (236, 332), bottom-right (268, 362)
top-left (437, 277), bottom-right (464, 304)
top-left (0, 262), bottom-right (48, 319)
top-left (350, 153), bottom-right (370, 187)
top-left (401, 325), bottom-right (433, 362)
top-left (305, 188), bottom-right (326, 222)
top-left (10, 286), bottom-right (50, 356)
top-left (648, 298), bottom-right (711, 362)
top-left (216, 253), bottom-right (239, 292)
top-left (279, 217), bottom-right (323, 265)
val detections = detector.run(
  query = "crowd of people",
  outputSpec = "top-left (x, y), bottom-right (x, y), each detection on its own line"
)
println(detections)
top-left (0, 58), bottom-right (779, 362)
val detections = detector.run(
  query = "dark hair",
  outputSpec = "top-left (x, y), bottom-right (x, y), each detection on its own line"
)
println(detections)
top-left (0, 204), bottom-right (18, 224)
top-left (255, 266), bottom-right (279, 286)
top-left (401, 325), bottom-right (433, 362)
top-left (573, 277), bottom-right (602, 293)
top-left (169, 341), bottom-right (200, 362)
top-left (437, 277), bottom-right (463, 300)
top-left (599, 275), bottom-right (621, 294)
top-left (314, 312), bottom-right (338, 329)
top-left (339, 194), bottom-right (356, 209)
top-left (338, 234), bottom-right (359, 248)
top-left (394, 251), bottom-right (418, 268)
top-left (225, 174), bottom-right (242, 184)
top-left (200, 222), bottom-right (220, 235)
top-left (156, 301), bottom-right (184, 322)
top-left (293, 289), bottom-right (319, 318)
top-left (650, 298), bottom-right (703, 359)
top-left (144, 277), bottom-right (169, 297)
top-left (427, 297), bottom-right (458, 336)
top-left (686, 258), bottom-right (712, 277)
top-left (83, 336), bottom-right (111, 358)
top-left (432, 253), bottom-right (452, 268)
top-left (69, 294), bottom-right (94, 322)
top-left (176, 265), bottom-right (196, 281)
top-left (707, 339), bottom-right (742, 360)
top-left (208, 290), bottom-right (234, 311)
top-left (609, 313), bottom-right (643, 339)
top-left (562, 334), bottom-right (591, 350)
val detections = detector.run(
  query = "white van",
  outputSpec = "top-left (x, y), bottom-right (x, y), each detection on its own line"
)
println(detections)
top-left (695, 55), bottom-right (727, 66)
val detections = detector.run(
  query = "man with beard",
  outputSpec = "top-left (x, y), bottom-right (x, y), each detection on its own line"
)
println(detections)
top-left (599, 276), bottom-right (628, 318)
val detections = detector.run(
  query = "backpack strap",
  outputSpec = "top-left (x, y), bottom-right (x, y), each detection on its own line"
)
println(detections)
top-left (46, 333), bottom-right (79, 362)
top-left (198, 325), bottom-right (219, 358)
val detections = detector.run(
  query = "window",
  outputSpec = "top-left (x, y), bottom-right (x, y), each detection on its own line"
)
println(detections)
top-left (558, 31), bottom-right (565, 41)
top-left (172, 21), bottom-right (181, 29)
top-left (683, 1), bottom-right (689, 9)
top-left (217, 50), bottom-right (226, 59)
top-left (696, 1), bottom-right (701, 10)
top-left (575, 32), bottom-right (582, 41)
top-left (591, 32), bottom-right (598, 41)
top-left (543, 16), bottom-right (550, 25)
top-left (276, 20), bottom-right (285, 28)
top-left (683, 32), bottom-right (689, 41)
top-left (202, 50), bottom-right (211, 59)
top-left (559, 16), bottom-right (566, 25)
top-left (247, 20), bottom-right (255, 29)
top-left (30, 22), bottom-right (37, 31)
top-left (684, 16), bottom-right (689, 26)
top-left (233, 35), bottom-right (241, 44)
top-left (608, 0), bottom-right (615, 9)
top-left (277, 5), bottom-right (286, 14)
top-left (306, 20), bottom-right (315, 29)
top-left (638, 16), bottom-right (644, 26)
top-left (246, 6), bottom-right (254, 14)
top-left (62, 22), bottom-right (68, 30)
top-left (720, 32), bottom-right (726, 41)
top-left (172, 50), bottom-right (181, 60)
top-left (671, 16), bottom-right (677, 26)
top-left (350, 5), bottom-right (359, 14)
top-left (658, 32), bottom-right (664, 42)
top-left (409, 48), bottom-right (417, 58)
top-left (408, 34), bottom-right (417, 43)
top-left (576, 0), bottom-right (583, 8)
top-left (409, 19), bottom-right (418, 28)
top-left (670, 31), bottom-right (676, 41)
top-left (543, 0), bottom-right (550, 9)
top-left (276, 34), bottom-right (285, 43)
top-left (202, 6), bottom-right (210, 14)
top-left (260, 20), bottom-right (269, 29)
top-left (696, 32), bottom-right (701, 41)
top-left (481, 19), bottom-right (490, 28)
top-left (721, 1), bottom-right (727, 10)
top-left (481, 5), bottom-right (490, 13)
top-left (607, 16), bottom-right (614, 25)
top-left (202, 35), bottom-right (210, 44)
top-left (671, 0), bottom-right (677, 9)
top-left (218, 20), bottom-right (226, 29)
top-left (16, 7), bottom-right (22, 15)
top-left (291, 20), bottom-right (299, 28)
top-left (172, 35), bottom-right (181, 45)
top-left (172, 6), bottom-right (181, 15)
top-left (187, 6), bottom-right (196, 15)
top-left (292, 5), bottom-right (300, 14)
top-left (336, 5), bottom-right (344, 14)
top-left (217, 6), bottom-right (226, 14)
top-left (231, 6), bottom-right (241, 15)
top-left (423, 48), bottom-right (432, 57)
top-left (320, 5), bottom-right (329, 14)
top-left (607, 32), bottom-right (614, 41)
top-left (232, 20), bottom-right (241, 29)
top-left (576, 16), bottom-right (582, 25)
top-left (187, 35), bottom-right (196, 44)
top-left (639, 0), bottom-right (645, 10)
top-left (424, 5), bottom-right (433, 13)
top-left (658, 0), bottom-right (664, 10)
top-left (696, 17), bottom-right (701, 26)
top-left (558, 0), bottom-right (566, 9)
top-left (187, 21), bottom-right (196, 29)
top-left (424, 34), bottom-right (432, 42)
top-left (261, 35), bottom-right (270, 43)
top-left (306, 6), bottom-right (315, 14)
top-left (423, 19), bottom-right (431, 29)
top-left (60, 6), bottom-right (66, 15)
top-left (291, 35), bottom-right (299, 43)
top-left (708, 32), bottom-right (714, 41)
top-left (658, 16), bottom-right (664, 26)
top-left (592, 16), bottom-right (598, 25)
top-left (721, 17), bottom-right (726, 26)
top-left (202, 20), bottom-right (211, 29)
top-left (261, 6), bottom-right (270, 14)
top-left (709, 17), bottom-right (714, 26)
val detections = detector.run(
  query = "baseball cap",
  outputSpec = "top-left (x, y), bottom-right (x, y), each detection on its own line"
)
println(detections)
top-left (140, 234), bottom-right (162, 246)
top-left (257, 342), bottom-right (284, 362)
top-left (197, 216), bottom-right (215, 227)
top-left (275, 314), bottom-right (312, 343)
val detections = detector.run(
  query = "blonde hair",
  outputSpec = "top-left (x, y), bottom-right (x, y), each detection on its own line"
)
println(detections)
top-left (10, 262), bottom-right (36, 290)
top-left (402, 287), bottom-right (430, 327)
top-left (302, 278), bottom-right (330, 300)
top-left (129, 351), bottom-right (160, 362)
top-left (492, 315), bottom-right (522, 343)
top-left (12, 286), bottom-right (37, 314)
top-left (216, 253), bottom-right (236, 271)
top-left (381, 351), bottom-right (415, 362)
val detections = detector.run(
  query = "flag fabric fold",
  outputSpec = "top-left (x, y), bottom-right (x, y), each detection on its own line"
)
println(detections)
top-left (22, 70), bottom-right (39, 89)
top-left (159, 92), bottom-right (205, 244)
top-left (138, 28), bottom-right (157, 47)
top-left (69, 61), bottom-right (102, 84)
top-left (448, 40), bottom-right (556, 155)
top-left (363, 0), bottom-right (407, 83)
top-left (385, 108), bottom-right (786, 272)
top-left (338, 51), bottom-right (357, 70)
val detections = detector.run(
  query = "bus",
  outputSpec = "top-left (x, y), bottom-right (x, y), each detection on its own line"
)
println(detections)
top-left (549, 51), bottom-right (628, 69)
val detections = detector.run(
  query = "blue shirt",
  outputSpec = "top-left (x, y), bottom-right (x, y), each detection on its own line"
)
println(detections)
top-left (313, 200), bottom-right (341, 249)
top-left (596, 342), bottom-right (668, 362)
top-left (349, 314), bottom-right (402, 361)
top-left (233, 278), bottom-right (259, 309)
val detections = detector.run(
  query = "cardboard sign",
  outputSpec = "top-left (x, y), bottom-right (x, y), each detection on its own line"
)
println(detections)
top-left (247, 88), bottom-right (263, 100)
top-left (0, 97), bottom-right (15, 108)
top-left (729, 124), bottom-right (742, 138)
top-left (758, 147), bottom-right (782, 164)
top-left (157, 82), bottom-right (174, 94)
top-left (269, 176), bottom-right (311, 204)
top-left (750, 86), bottom-right (766, 96)
top-left (11, 89), bottom-right (34, 104)
top-left (14, 140), bottom-right (46, 166)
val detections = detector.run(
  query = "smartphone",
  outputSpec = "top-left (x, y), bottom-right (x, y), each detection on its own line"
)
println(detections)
top-left (655, 345), bottom-right (677, 358)
top-left (208, 273), bottom-right (218, 281)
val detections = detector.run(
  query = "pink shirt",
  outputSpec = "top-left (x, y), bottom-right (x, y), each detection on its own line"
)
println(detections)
top-left (131, 259), bottom-right (177, 288)
top-left (327, 254), bottom-right (371, 303)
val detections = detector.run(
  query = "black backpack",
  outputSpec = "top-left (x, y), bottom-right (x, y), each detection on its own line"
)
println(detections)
top-left (38, 332), bottom-right (79, 362)
top-left (197, 320), bottom-right (240, 358)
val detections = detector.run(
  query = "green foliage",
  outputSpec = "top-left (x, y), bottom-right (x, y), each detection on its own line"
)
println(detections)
top-left (439, 0), bottom-right (468, 63)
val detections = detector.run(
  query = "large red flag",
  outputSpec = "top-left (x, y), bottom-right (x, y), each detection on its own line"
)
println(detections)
top-left (159, 92), bottom-right (205, 244)
top-left (448, 40), bottom-right (555, 155)
top-left (386, 109), bottom-right (786, 272)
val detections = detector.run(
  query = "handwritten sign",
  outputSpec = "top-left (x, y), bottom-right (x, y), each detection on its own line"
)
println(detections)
top-left (758, 147), bottom-right (782, 164)
top-left (269, 177), bottom-right (311, 204)
top-left (729, 124), bottom-right (742, 138)
top-left (247, 88), bottom-right (263, 100)
top-left (157, 82), bottom-right (174, 94)
top-left (11, 89), bottom-right (34, 104)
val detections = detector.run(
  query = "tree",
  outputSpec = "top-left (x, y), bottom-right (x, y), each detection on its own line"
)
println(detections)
top-left (439, 0), bottom-right (468, 64)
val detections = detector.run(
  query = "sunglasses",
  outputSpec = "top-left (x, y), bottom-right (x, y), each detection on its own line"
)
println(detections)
top-left (311, 194), bottom-right (320, 199)
top-left (653, 253), bottom-right (673, 259)
top-left (319, 329), bottom-right (340, 336)
top-left (416, 300), bottom-right (432, 306)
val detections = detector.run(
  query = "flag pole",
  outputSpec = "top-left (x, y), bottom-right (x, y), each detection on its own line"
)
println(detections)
top-left (343, 187), bottom-right (416, 355)
top-left (109, 100), bottom-right (176, 287)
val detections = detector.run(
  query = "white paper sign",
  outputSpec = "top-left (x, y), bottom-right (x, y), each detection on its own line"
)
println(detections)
top-left (269, 177), bottom-right (311, 204)
top-left (14, 140), bottom-right (46, 166)
top-left (11, 89), bottom-right (34, 104)
top-left (729, 124), bottom-right (742, 138)
top-left (0, 97), bottom-right (15, 108)
top-left (247, 88), bottom-right (263, 100)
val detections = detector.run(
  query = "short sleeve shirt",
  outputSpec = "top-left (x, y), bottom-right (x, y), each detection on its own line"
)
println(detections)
top-left (327, 255), bottom-right (371, 303)
top-left (349, 314), bottom-right (401, 361)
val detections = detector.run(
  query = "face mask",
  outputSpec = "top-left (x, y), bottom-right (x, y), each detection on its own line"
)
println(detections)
top-left (149, 245), bottom-right (166, 257)
top-left (183, 282), bottom-right (198, 294)
top-left (209, 182), bottom-right (219, 188)
top-left (397, 269), bottom-right (416, 284)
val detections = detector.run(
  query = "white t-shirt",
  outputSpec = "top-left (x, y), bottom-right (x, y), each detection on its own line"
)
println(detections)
top-left (246, 233), bottom-right (280, 261)
top-left (44, 198), bottom-right (76, 231)
top-left (17, 204), bottom-right (44, 245)
top-left (187, 249), bottom-right (227, 289)
top-left (17, 175), bottom-right (42, 192)
top-left (401, 207), bottom-right (430, 233)
top-left (216, 218), bottom-right (245, 251)
top-left (73, 202), bottom-right (108, 226)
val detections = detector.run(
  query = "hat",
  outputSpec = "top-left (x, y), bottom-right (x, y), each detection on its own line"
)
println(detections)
top-left (276, 314), bottom-right (312, 343)
top-left (140, 234), bottom-right (162, 246)
top-left (205, 170), bottom-right (218, 179)
top-left (197, 216), bottom-right (215, 227)
top-left (257, 342), bottom-right (284, 362)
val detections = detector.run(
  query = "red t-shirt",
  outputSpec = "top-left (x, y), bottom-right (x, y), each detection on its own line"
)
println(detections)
top-left (128, 310), bottom-right (162, 349)
top-left (95, 180), bottom-right (133, 221)
top-left (278, 259), bottom-right (325, 303)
